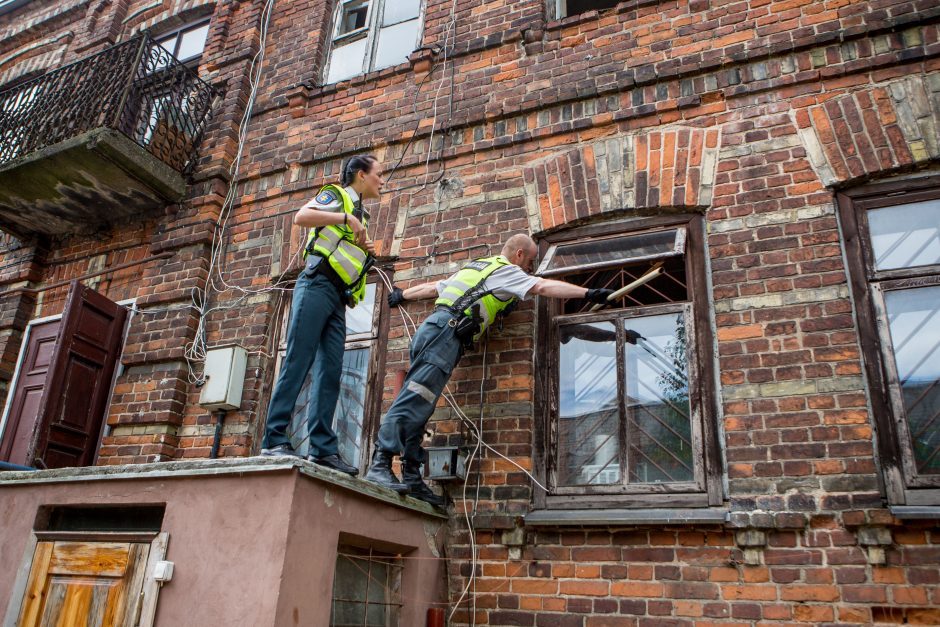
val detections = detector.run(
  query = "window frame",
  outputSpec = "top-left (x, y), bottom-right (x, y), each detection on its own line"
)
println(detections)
top-left (552, 0), bottom-right (622, 20)
top-left (154, 19), bottom-right (211, 66)
top-left (533, 214), bottom-right (723, 511)
top-left (322, 0), bottom-right (425, 85)
top-left (271, 275), bottom-right (389, 473)
top-left (838, 175), bottom-right (940, 505)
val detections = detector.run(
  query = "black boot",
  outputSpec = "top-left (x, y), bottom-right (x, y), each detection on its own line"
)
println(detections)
top-left (402, 461), bottom-right (445, 508)
top-left (365, 450), bottom-right (408, 494)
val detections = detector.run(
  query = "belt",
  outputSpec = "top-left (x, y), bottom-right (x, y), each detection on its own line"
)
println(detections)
top-left (311, 256), bottom-right (348, 294)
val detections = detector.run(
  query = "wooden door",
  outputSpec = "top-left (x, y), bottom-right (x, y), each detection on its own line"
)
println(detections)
top-left (30, 282), bottom-right (128, 469)
top-left (17, 541), bottom-right (150, 627)
top-left (0, 319), bottom-right (60, 466)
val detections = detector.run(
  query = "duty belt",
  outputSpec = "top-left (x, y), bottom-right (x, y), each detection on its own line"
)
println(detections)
top-left (312, 255), bottom-right (348, 294)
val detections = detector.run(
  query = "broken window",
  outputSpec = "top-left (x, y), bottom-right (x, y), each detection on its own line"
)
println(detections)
top-left (553, 0), bottom-right (621, 20)
top-left (838, 178), bottom-right (940, 506)
top-left (535, 217), bottom-right (721, 509)
top-left (275, 281), bottom-right (385, 472)
top-left (331, 545), bottom-right (402, 626)
top-left (324, 0), bottom-right (424, 84)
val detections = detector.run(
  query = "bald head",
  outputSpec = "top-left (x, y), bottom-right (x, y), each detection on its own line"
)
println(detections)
top-left (502, 233), bottom-right (537, 273)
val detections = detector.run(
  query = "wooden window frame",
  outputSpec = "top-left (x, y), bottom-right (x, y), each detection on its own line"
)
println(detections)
top-left (272, 276), bottom-right (389, 473)
top-left (533, 214), bottom-right (723, 511)
top-left (321, 0), bottom-right (425, 84)
top-left (838, 175), bottom-right (940, 506)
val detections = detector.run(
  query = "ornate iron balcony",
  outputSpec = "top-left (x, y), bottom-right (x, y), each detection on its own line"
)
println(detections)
top-left (0, 35), bottom-right (217, 238)
top-left (0, 33), bottom-right (215, 175)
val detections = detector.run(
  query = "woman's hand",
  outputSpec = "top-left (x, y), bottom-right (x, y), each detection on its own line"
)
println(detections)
top-left (346, 214), bottom-right (368, 248)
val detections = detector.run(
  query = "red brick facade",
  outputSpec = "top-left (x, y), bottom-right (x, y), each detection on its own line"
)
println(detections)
top-left (1, 0), bottom-right (939, 623)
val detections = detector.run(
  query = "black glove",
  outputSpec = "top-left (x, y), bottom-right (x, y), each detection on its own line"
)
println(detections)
top-left (585, 288), bottom-right (615, 304)
top-left (387, 286), bottom-right (405, 308)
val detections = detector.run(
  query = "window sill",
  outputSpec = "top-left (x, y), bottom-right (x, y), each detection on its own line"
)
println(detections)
top-left (525, 507), bottom-right (729, 527)
top-left (889, 505), bottom-right (940, 520)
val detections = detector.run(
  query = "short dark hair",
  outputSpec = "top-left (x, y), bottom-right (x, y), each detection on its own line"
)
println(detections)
top-left (341, 155), bottom-right (377, 186)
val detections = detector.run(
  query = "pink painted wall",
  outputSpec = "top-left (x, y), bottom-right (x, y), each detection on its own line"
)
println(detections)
top-left (0, 463), bottom-right (446, 626)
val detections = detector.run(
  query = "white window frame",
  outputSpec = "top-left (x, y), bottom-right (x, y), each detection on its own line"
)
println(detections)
top-left (322, 0), bottom-right (425, 84)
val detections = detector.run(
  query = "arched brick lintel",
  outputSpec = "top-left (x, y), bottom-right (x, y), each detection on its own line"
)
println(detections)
top-left (794, 73), bottom-right (940, 188)
top-left (523, 127), bottom-right (721, 235)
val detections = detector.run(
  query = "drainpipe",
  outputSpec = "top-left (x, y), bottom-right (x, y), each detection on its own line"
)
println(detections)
top-left (209, 409), bottom-right (227, 459)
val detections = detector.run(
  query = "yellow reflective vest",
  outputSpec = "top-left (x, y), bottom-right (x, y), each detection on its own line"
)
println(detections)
top-left (435, 255), bottom-right (518, 340)
top-left (303, 184), bottom-right (369, 307)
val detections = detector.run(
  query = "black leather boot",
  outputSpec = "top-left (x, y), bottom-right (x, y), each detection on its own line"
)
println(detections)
top-left (364, 450), bottom-right (408, 494)
top-left (402, 461), bottom-right (445, 508)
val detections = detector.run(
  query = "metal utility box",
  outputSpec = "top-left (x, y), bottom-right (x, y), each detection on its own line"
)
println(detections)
top-left (198, 345), bottom-right (248, 411)
top-left (423, 447), bottom-right (467, 481)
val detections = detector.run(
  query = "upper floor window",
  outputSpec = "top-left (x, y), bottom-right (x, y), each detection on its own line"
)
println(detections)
top-left (553, 0), bottom-right (620, 19)
top-left (155, 20), bottom-right (210, 65)
top-left (838, 176), bottom-right (940, 506)
top-left (276, 281), bottom-right (386, 473)
top-left (534, 216), bottom-right (722, 510)
top-left (324, 0), bottom-right (423, 84)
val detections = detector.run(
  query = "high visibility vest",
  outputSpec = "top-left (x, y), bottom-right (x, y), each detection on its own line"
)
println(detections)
top-left (435, 255), bottom-right (518, 340)
top-left (303, 184), bottom-right (369, 307)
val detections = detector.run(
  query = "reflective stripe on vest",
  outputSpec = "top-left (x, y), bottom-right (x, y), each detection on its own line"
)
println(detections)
top-left (302, 184), bottom-right (369, 307)
top-left (435, 255), bottom-right (518, 339)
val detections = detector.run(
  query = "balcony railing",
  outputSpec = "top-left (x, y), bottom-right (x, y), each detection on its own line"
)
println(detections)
top-left (0, 34), bottom-right (215, 174)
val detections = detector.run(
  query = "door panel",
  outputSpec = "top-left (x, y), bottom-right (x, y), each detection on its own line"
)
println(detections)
top-left (0, 319), bottom-right (60, 465)
top-left (18, 541), bottom-right (149, 627)
top-left (32, 282), bottom-right (128, 469)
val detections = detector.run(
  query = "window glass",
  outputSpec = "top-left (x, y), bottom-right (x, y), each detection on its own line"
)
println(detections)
top-left (337, 0), bottom-right (370, 35)
top-left (624, 312), bottom-right (692, 484)
top-left (383, 0), bottom-right (420, 25)
top-left (326, 37), bottom-right (369, 83)
top-left (884, 285), bottom-right (940, 475)
top-left (331, 546), bottom-right (402, 626)
top-left (557, 321), bottom-right (619, 486)
top-left (868, 199), bottom-right (940, 271)
top-left (346, 283), bottom-right (377, 335)
top-left (177, 23), bottom-right (210, 61)
top-left (334, 347), bottom-right (370, 465)
top-left (559, 0), bottom-right (621, 18)
top-left (374, 19), bottom-right (420, 71)
top-left (538, 228), bottom-right (684, 276)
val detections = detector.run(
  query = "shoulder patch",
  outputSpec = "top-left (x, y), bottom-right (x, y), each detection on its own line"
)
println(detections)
top-left (315, 189), bottom-right (338, 205)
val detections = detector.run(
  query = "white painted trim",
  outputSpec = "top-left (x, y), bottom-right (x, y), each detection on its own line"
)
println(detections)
top-left (138, 532), bottom-right (170, 627)
top-left (1, 532), bottom-right (37, 627)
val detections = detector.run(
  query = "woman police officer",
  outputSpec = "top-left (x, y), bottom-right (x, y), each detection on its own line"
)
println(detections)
top-left (260, 155), bottom-right (383, 475)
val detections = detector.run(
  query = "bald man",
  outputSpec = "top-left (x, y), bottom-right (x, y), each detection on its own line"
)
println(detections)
top-left (365, 234), bottom-right (616, 506)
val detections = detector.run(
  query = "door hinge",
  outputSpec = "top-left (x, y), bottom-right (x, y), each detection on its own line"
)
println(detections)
top-left (133, 590), bottom-right (144, 627)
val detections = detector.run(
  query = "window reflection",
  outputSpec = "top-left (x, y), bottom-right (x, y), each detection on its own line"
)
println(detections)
top-left (624, 313), bottom-right (692, 484)
top-left (885, 285), bottom-right (940, 474)
top-left (868, 199), bottom-right (940, 271)
top-left (557, 321), bottom-right (619, 486)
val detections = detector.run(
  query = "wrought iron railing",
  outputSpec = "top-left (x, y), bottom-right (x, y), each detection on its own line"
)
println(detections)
top-left (0, 34), bottom-right (215, 174)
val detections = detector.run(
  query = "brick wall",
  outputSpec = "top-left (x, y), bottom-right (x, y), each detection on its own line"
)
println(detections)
top-left (0, 0), bottom-right (939, 623)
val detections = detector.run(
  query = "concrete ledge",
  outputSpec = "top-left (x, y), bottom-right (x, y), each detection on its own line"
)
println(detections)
top-left (0, 457), bottom-right (446, 519)
top-left (889, 506), bottom-right (940, 520)
top-left (525, 508), bottom-right (730, 526)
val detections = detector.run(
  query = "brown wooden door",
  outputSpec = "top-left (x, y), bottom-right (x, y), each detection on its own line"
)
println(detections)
top-left (17, 541), bottom-right (150, 627)
top-left (0, 319), bottom-right (60, 465)
top-left (30, 282), bottom-right (128, 469)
